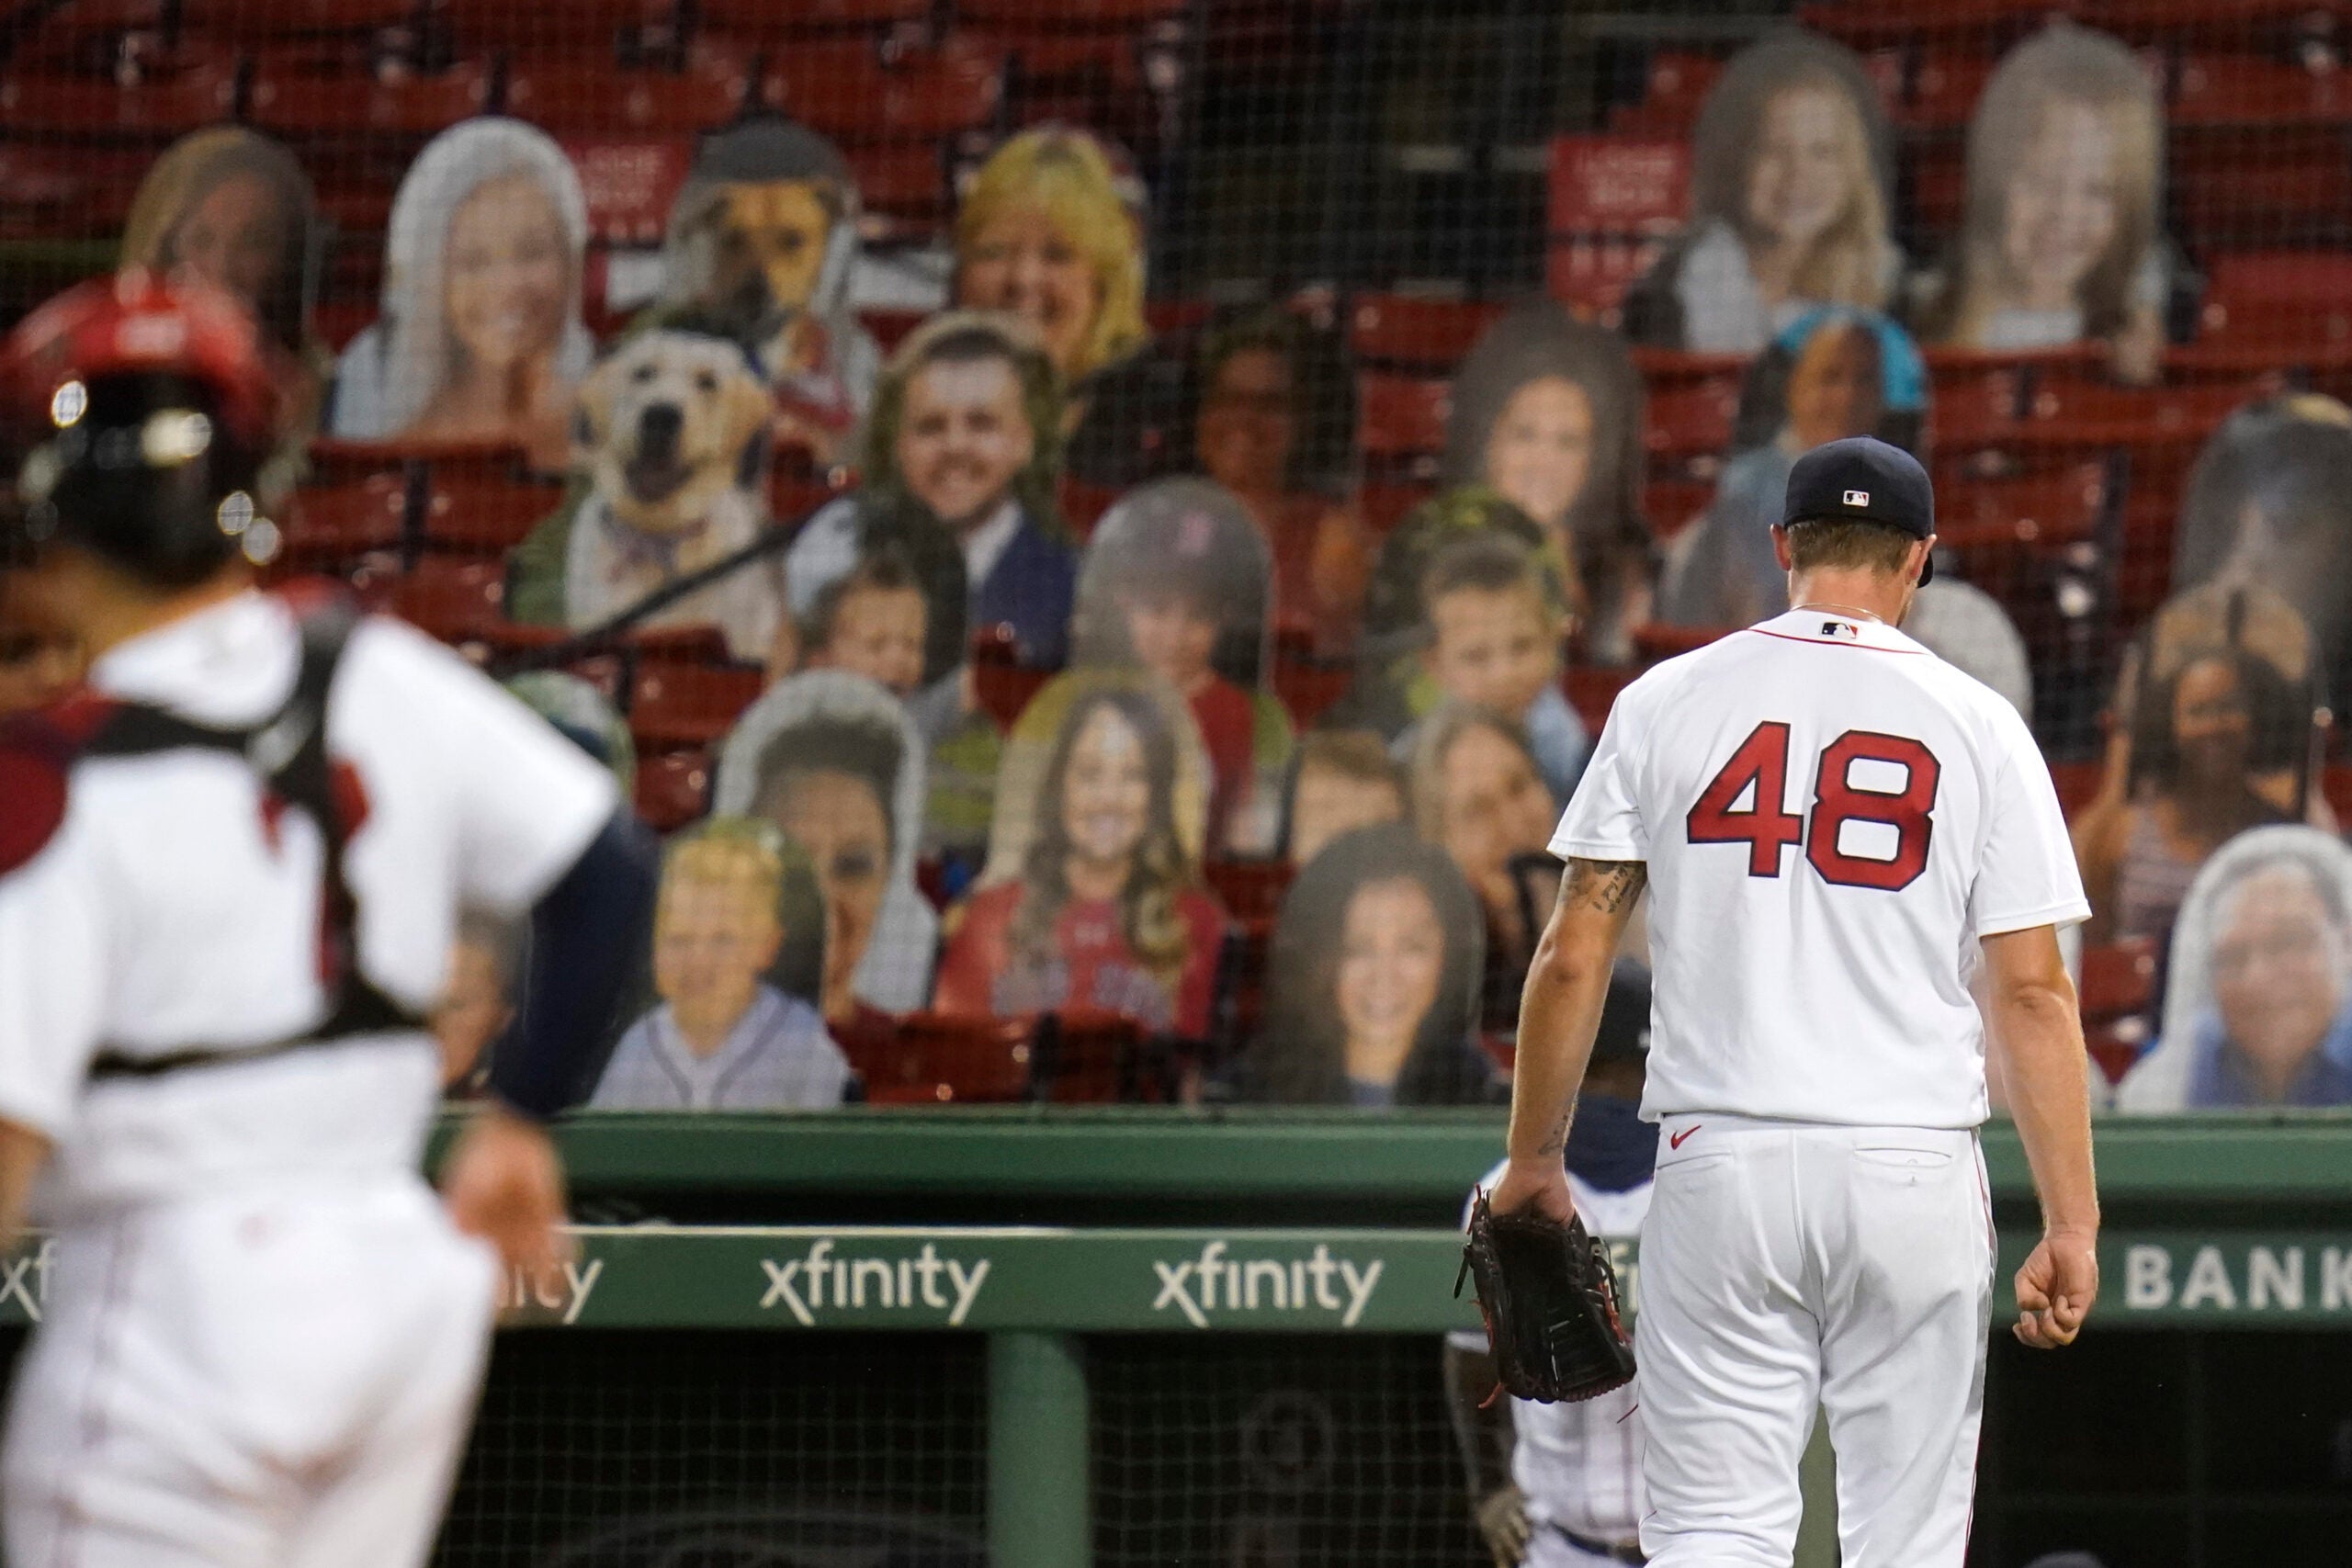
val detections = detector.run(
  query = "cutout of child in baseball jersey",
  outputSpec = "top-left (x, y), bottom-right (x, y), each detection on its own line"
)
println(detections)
top-left (1235, 824), bottom-right (1492, 1106)
top-left (647, 116), bottom-right (883, 463)
top-left (1621, 29), bottom-right (1900, 355)
top-left (330, 118), bottom-right (594, 470)
top-left (935, 670), bottom-right (1228, 1038)
top-left (590, 818), bottom-right (854, 1111)
top-left (714, 671), bottom-right (938, 1021)
top-left (2117, 827), bottom-right (2352, 1112)
top-left (2073, 581), bottom-right (2321, 952)
top-left (1072, 476), bottom-right (1295, 855)
top-left (1440, 306), bottom-right (1650, 662)
top-left (1657, 306), bottom-right (1927, 631)
top-left (2167, 394), bottom-right (2352, 710)
top-left (1909, 22), bottom-right (2171, 383)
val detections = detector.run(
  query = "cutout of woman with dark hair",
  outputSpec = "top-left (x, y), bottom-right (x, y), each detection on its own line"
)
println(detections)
top-left (1908, 23), bottom-right (2171, 383)
top-left (934, 672), bottom-right (1228, 1037)
top-left (1438, 304), bottom-right (1651, 662)
top-left (1235, 825), bottom-right (1494, 1106)
top-left (1657, 305), bottom-right (1926, 629)
top-left (2170, 394), bottom-right (2352, 709)
top-left (1073, 477), bottom-right (1295, 853)
top-left (1189, 306), bottom-right (1371, 656)
top-left (2072, 583), bottom-right (2321, 953)
top-left (2118, 827), bottom-right (2352, 1112)
top-left (1622, 30), bottom-right (1900, 355)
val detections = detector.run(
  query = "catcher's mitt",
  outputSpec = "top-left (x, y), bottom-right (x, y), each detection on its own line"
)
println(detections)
top-left (1455, 1190), bottom-right (1636, 1403)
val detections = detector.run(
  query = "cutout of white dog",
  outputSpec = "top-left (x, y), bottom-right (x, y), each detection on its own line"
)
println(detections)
top-left (565, 329), bottom-right (782, 661)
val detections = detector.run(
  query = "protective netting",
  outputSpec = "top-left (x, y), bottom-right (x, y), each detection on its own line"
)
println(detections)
top-left (3, 0), bottom-right (2352, 1111)
top-left (437, 1330), bottom-right (989, 1566)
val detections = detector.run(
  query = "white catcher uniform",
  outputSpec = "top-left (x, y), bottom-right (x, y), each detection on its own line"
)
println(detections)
top-left (0, 590), bottom-right (616, 1568)
top-left (1550, 608), bottom-right (2086, 1567)
top-left (1456, 1160), bottom-right (1651, 1568)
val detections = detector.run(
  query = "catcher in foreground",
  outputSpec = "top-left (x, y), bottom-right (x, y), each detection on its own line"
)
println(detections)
top-left (1458, 1191), bottom-right (1636, 1404)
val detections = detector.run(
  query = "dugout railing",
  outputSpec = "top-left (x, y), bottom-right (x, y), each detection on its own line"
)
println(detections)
top-left (5, 1109), bottom-right (2350, 1566)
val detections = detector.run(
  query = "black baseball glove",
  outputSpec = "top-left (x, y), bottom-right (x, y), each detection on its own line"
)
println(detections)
top-left (1455, 1190), bottom-right (1637, 1403)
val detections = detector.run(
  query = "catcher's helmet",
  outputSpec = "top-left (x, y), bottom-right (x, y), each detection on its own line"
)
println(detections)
top-left (0, 269), bottom-right (278, 587)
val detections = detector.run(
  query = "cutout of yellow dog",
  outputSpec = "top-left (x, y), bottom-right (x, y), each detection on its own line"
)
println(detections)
top-left (564, 328), bottom-right (783, 661)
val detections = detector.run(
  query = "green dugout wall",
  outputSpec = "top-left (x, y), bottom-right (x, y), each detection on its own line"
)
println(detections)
top-left (5, 1110), bottom-right (2344, 1565)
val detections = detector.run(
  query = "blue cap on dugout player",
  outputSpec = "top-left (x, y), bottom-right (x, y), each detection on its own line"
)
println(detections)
top-left (1781, 434), bottom-right (1936, 583)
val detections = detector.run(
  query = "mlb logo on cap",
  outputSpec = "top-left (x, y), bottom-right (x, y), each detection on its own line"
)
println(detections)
top-left (1843, 489), bottom-right (1870, 507)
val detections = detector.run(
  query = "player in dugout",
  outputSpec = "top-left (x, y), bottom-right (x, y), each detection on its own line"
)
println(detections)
top-left (0, 271), bottom-right (658, 1568)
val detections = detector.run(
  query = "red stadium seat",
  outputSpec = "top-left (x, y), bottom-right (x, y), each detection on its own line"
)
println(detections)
top-left (1057, 477), bottom-right (1120, 540)
top-left (695, 0), bottom-right (929, 39)
top-left (2173, 130), bottom-right (2352, 250)
top-left (503, 53), bottom-right (750, 136)
top-left (843, 141), bottom-right (952, 220)
top-left (387, 554), bottom-right (507, 642)
top-left (277, 475), bottom-right (413, 566)
top-left (2171, 55), bottom-right (2352, 128)
top-left (2195, 252), bottom-right (2352, 350)
top-left (0, 49), bottom-right (237, 135)
top-left (1562, 665), bottom-right (1635, 735)
top-left (1643, 378), bottom-right (1737, 465)
top-left (1356, 371), bottom-right (1451, 467)
top-left (2079, 935), bottom-right (2158, 1084)
top-left (959, 0), bottom-right (1182, 21)
top-left (970, 625), bottom-right (1051, 731)
top-left (418, 478), bottom-right (561, 555)
top-left (844, 1011), bottom-right (1037, 1103)
top-left (1348, 295), bottom-right (1504, 369)
top-left (1605, 51), bottom-right (1723, 136)
top-left (1643, 476), bottom-right (1714, 537)
top-left (627, 660), bottom-right (767, 750)
top-left (1034, 1008), bottom-right (1155, 1102)
top-left (762, 37), bottom-right (1004, 142)
top-left (246, 56), bottom-right (492, 135)
top-left (1204, 860), bottom-right (1295, 929)
top-left (176, 0), bottom-right (421, 35)
top-left (1798, 0), bottom-right (2074, 48)
top-left (307, 435), bottom-right (528, 483)
top-left (634, 747), bottom-right (714, 831)
top-left (1902, 51), bottom-right (1995, 130)
top-left (435, 0), bottom-right (680, 54)
top-left (1934, 459), bottom-right (2116, 550)
top-left (0, 144), bottom-right (148, 234)
top-left (1357, 481), bottom-right (1431, 536)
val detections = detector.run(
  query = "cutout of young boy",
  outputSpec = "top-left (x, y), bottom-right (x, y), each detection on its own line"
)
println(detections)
top-left (591, 822), bottom-right (854, 1110)
top-left (802, 549), bottom-right (931, 699)
top-left (1416, 536), bottom-right (1589, 802)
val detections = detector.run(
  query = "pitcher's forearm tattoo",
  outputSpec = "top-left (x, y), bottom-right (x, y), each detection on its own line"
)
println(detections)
top-left (1562, 858), bottom-right (1646, 915)
top-left (1537, 1095), bottom-right (1578, 1157)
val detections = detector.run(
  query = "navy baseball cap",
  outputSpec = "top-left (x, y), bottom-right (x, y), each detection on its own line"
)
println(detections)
top-left (1781, 434), bottom-right (1936, 584)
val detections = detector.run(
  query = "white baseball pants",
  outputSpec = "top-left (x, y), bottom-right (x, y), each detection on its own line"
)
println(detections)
top-left (3, 1177), bottom-right (497, 1568)
top-left (1636, 1116), bottom-right (1995, 1568)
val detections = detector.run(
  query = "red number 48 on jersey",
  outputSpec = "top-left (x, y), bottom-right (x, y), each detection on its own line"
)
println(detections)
top-left (1686, 721), bottom-right (1941, 892)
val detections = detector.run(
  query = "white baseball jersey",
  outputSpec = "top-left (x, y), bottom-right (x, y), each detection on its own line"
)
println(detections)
top-left (1552, 607), bottom-right (2086, 1129)
top-left (0, 588), bottom-right (616, 1210)
top-left (1456, 1160), bottom-right (1649, 1551)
